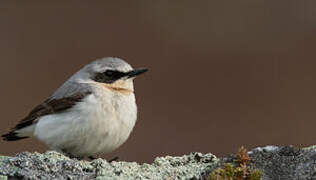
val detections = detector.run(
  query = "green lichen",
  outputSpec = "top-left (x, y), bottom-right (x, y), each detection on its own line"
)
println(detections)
top-left (209, 147), bottom-right (263, 180)
top-left (250, 169), bottom-right (263, 180)
top-left (0, 156), bottom-right (9, 164)
top-left (209, 163), bottom-right (263, 180)
top-left (209, 163), bottom-right (237, 180)
top-left (0, 151), bottom-right (218, 179)
top-left (0, 175), bottom-right (7, 180)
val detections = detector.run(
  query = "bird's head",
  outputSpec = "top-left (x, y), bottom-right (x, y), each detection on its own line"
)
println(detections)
top-left (73, 57), bottom-right (148, 94)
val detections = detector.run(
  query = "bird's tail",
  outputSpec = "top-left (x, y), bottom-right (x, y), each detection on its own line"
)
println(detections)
top-left (2, 130), bottom-right (29, 141)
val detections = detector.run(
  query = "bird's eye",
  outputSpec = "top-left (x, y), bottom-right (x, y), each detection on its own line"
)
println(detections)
top-left (104, 70), bottom-right (115, 77)
top-left (94, 70), bottom-right (125, 83)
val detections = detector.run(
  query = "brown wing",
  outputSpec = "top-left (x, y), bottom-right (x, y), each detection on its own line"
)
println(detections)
top-left (2, 91), bottom-right (92, 141)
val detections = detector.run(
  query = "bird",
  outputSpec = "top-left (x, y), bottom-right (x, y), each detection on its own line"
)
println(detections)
top-left (2, 57), bottom-right (148, 159)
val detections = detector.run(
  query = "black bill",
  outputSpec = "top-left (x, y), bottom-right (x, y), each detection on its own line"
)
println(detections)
top-left (127, 68), bottom-right (148, 78)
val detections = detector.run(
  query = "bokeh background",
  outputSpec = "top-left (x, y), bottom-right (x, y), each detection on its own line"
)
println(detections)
top-left (1, 1), bottom-right (316, 162)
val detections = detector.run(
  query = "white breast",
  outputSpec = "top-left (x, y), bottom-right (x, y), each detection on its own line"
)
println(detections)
top-left (34, 87), bottom-right (137, 157)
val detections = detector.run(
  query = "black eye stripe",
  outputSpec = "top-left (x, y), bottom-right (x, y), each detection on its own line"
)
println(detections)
top-left (93, 70), bottom-right (126, 84)
top-left (104, 70), bottom-right (124, 78)
top-left (104, 70), bottom-right (114, 76)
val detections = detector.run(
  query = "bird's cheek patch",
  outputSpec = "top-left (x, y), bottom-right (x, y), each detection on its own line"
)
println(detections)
top-left (101, 83), bottom-right (133, 95)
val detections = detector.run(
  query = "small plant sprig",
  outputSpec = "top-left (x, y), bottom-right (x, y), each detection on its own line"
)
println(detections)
top-left (209, 146), bottom-right (263, 180)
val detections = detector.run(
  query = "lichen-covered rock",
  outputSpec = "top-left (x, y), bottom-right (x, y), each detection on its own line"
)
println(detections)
top-left (201, 145), bottom-right (316, 180)
top-left (2, 146), bottom-right (316, 180)
top-left (249, 146), bottom-right (316, 180)
top-left (0, 151), bottom-right (218, 180)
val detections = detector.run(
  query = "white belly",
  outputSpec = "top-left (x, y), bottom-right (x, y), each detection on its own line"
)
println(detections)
top-left (34, 92), bottom-right (137, 157)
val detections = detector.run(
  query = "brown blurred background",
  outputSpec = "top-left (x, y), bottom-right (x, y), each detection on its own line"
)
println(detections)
top-left (1, 1), bottom-right (316, 163)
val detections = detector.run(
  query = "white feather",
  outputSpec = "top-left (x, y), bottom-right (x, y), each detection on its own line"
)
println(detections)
top-left (34, 84), bottom-right (137, 157)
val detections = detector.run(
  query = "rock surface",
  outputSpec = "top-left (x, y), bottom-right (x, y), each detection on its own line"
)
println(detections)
top-left (201, 145), bottom-right (316, 180)
top-left (0, 145), bottom-right (316, 180)
top-left (0, 151), bottom-right (217, 180)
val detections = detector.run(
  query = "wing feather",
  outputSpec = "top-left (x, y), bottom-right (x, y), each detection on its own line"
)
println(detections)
top-left (2, 82), bottom-right (92, 141)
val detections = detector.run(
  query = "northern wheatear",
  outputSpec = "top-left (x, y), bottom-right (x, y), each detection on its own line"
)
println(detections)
top-left (2, 57), bottom-right (147, 159)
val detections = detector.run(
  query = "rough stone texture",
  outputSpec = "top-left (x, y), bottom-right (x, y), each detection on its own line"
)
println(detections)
top-left (250, 146), bottom-right (316, 180)
top-left (1, 146), bottom-right (316, 180)
top-left (201, 145), bottom-right (316, 180)
top-left (0, 151), bottom-right (217, 180)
